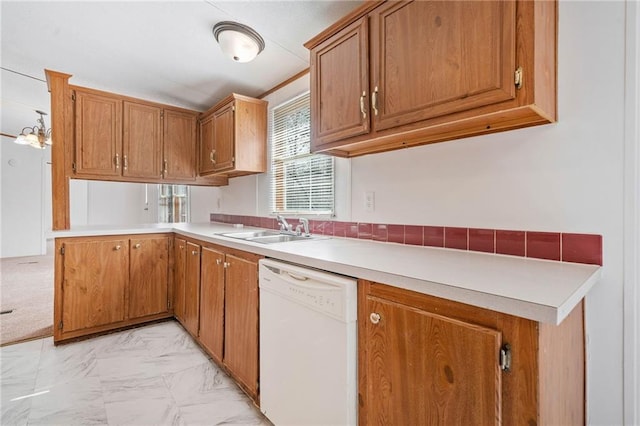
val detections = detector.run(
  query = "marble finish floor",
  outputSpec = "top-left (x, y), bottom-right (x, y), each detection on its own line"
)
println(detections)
top-left (0, 320), bottom-right (270, 425)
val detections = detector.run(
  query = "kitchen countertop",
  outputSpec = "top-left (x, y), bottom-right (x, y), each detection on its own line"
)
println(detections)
top-left (52, 222), bottom-right (602, 325)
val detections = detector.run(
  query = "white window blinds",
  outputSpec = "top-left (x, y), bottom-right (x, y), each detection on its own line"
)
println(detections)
top-left (271, 91), bottom-right (334, 215)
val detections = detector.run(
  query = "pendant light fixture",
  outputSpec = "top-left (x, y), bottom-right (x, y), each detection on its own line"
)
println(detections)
top-left (14, 110), bottom-right (52, 149)
top-left (213, 21), bottom-right (265, 63)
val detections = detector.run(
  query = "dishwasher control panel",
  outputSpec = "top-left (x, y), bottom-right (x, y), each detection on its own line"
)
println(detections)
top-left (259, 259), bottom-right (357, 322)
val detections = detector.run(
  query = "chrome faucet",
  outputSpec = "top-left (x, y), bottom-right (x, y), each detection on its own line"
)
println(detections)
top-left (296, 218), bottom-right (310, 237)
top-left (276, 215), bottom-right (292, 233)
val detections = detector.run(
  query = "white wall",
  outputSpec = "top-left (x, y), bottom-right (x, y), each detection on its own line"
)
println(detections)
top-left (0, 137), bottom-right (51, 258)
top-left (211, 2), bottom-right (635, 423)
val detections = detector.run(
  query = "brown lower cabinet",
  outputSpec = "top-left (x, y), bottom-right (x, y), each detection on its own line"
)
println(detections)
top-left (359, 280), bottom-right (585, 426)
top-left (54, 234), bottom-right (172, 342)
top-left (172, 236), bottom-right (261, 402)
top-left (55, 233), bottom-right (585, 422)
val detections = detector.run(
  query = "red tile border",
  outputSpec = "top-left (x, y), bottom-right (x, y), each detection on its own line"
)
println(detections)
top-left (346, 222), bottom-right (359, 239)
top-left (469, 228), bottom-right (495, 253)
top-left (332, 221), bottom-right (347, 237)
top-left (358, 223), bottom-right (373, 240)
top-left (496, 230), bottom-right (526, 257)
top-left (527, 231), bottom-right (561, 261)
top-left (372, 224), bottom-right (388, 242)
top-left (444, 227), bottom-right (468, 250)
top-left (405, 225), bottom-right (424, 246)
top-left (387, 225), bottom-right (404, 244)
top-left (562, 233), bottom-right (603, 265)
top-left (210, 214), bottom-right (602, 266)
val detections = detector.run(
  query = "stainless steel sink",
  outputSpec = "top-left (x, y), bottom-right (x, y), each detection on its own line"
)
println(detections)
top-left (218, 230), bottom-right (324, 244)
top-left (249, 234), bottom-right (317, 244)
top-left (218, 230), bottom-right (281, 239)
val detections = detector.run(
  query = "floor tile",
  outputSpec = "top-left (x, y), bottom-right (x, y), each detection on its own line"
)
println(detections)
top-left (164, 362), bottom-right (241, 406)
top-left (101, 376), bottom-right (173, 404)
top-left (104, 396), bottom-right (184, 426)
top-left (27, 376), bottom-right (107, 425)
top-left (178, 399), bottom-right (267, 426)
top-left (0, 320), bottom-right (266, 426)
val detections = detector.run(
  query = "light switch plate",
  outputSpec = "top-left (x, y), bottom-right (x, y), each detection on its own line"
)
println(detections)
top-left (365, 191), bottom-right (375, 212)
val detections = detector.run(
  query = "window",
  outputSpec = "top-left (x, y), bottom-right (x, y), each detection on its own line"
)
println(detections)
top-left (271, 92), bottom-right (334, 215)
top-left (158, 184), bottom-right (189, 223)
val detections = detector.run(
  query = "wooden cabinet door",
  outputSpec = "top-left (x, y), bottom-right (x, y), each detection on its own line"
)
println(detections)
top-left (74, 89), bottom-right (122, 177)
top-left (184, 241), bottom-right (201, 336)
top-left (128, 236), bottom-right (169, 319)
top-left (212, 103), bottom-right (235, 173)
top-left (310, 16), bottom-right (369, 148)
top-left (199, 247), bottom-right (225, 363)
top-left (163, 109), bottom-right (197, 180)
top-left (173, 237), bottom-right (186, 323)
top-left (61, 238), bottom-right (128, 333)
top-left (363, 295), bottom-right (502, 425)
top-left (370, 0), bottom-right (516, 132)
top-left (123, 101), bottom-right (162, 179)
top-left (224, 254), bottom-right (259, 398)
top-left (199, 114), bottom-right (216, 175)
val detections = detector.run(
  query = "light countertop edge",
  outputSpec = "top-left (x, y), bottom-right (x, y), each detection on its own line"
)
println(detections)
top-left (51, 222), bottom-right (602, 325)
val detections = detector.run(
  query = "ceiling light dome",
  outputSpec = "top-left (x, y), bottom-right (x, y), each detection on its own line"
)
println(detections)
top-left (213, 21), bottom-right (265, 63)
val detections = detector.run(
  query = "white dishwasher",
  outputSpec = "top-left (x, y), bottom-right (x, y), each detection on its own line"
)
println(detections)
top-left (259, 259), bottom-right (357, 426)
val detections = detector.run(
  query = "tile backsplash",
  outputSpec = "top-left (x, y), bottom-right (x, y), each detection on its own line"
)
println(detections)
top-left (210, 214), bottom-right (603, 266)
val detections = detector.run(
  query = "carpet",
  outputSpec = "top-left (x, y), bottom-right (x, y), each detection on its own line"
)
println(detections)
top-left (0, 254), bottom-right (54, 346)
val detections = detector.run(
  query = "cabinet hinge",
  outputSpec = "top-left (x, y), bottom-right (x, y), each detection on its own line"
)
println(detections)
top-left (499, 344), bottom-right (512, 372)
top-left (514, 67), bottom-right (523, 89)
top-left (58, 321), bottom-right (63, 330)
top-left (60, 246), bottom-right (65, 255)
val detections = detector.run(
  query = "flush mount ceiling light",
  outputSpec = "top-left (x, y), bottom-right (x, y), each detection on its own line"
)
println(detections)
top-left (14, 110), bottom-right (52, 149)
top-left (213, 21), bottom-right (265, 63)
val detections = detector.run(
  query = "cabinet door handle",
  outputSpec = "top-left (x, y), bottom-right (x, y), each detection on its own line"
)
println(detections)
top-left (133, 243), bottom-right (141, 249)
top-left (179, 245), bottom-right (184, 249)
top-left (223, 261), bottom-right (230, 268)
top-left (210, 150), bottom-right (217, 165)
top-left (123, 155), bottom-right (128, 171)
top-left (114, 153), bottom-right (120, 169)
top-left (192, 250), bottom-right (199, 256)
top-left (114, 245), bottom-right (122, 251)
top-left (370, 312), bottom-right (381, 324)
top-left (371, 86), bottom-right (379, 116)
top-left (359, 91), bottom-right (367, 119)
top-left (216, 259), bottom-right (222, 265)
top-left (163, 159), bottom-right (168, 176)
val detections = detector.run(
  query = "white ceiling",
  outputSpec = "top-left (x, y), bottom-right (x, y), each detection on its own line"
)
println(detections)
top-left (0, 0), bottom-right (362, 138)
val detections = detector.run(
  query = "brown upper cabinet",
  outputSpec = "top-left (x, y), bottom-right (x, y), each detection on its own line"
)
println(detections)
top-left (71, 86), bottom-right (223, 185)
top-left (198, 94), bottom-right (268, 178)
top-left (305, 0), bottom-right (557, 157)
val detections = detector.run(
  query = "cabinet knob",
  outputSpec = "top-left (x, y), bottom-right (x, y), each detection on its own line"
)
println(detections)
top-left (114, 245), bottom-right (122, 251)
top-left (216, 259), bottom-right (222, 265)
top-left (192, 250), bottom-right (199, 256)
top-left (370, 312), bottom-right (381, 324)
top-left (134, 243), bottom-right (141, 249)
top-left (223, 261), bottom-right (230, 268)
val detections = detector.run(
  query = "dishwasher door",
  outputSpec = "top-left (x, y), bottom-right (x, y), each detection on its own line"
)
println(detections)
top-left (259, 259), bottom-right (357, 426)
